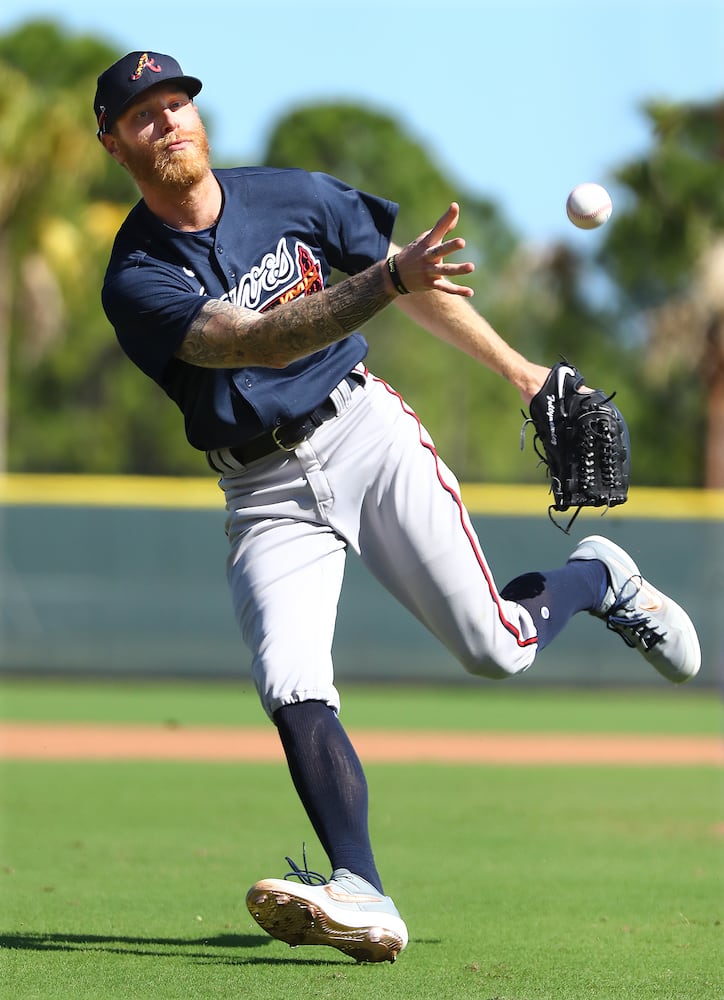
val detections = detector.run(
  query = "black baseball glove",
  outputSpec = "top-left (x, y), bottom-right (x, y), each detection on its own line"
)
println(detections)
top-left (521, 360), bottom-right (630, 532)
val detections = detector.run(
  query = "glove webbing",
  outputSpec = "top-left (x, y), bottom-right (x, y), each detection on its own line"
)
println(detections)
top-left (520, 411), bottom-right (618, 535)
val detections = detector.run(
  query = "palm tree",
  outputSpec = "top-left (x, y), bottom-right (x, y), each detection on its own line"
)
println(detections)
top-left (600, 98), bottom-right (724, 487)
top-left (0, 23), bottom-right (130, 472)
top-left (0, 59), bottom-right (53, 471)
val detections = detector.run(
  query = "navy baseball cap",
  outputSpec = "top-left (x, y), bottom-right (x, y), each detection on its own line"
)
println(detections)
top-left (94, 51), bottom-right (202, 137)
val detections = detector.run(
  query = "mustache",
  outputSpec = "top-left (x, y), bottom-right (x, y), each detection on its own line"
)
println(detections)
top-left (156, 132), bottom-right (192, 151)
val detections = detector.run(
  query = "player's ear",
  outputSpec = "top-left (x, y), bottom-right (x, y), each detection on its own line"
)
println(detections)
top-left (101, 132), bottom-right (123, 162)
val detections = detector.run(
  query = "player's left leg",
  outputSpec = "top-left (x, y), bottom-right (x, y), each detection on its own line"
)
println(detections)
top-left (218, 448), bottom-right (406, 960)
top-left (273, 699), bottom-right (382, 891)
top-left (247, 699), bottom-right (409, 963)
top-left (246, 860), bottom-right (408, 964)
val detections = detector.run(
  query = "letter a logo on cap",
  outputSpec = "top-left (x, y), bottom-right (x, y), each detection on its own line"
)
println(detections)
top-left (130, 53), bottom-right (163, 81)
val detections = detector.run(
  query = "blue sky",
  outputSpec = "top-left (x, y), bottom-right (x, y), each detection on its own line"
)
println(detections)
top-left (1, 0), bottom-right (722, 245)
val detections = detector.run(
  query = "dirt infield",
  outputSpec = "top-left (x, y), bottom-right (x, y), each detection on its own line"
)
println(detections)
top-left (0, 722), bottom-right (721, 765)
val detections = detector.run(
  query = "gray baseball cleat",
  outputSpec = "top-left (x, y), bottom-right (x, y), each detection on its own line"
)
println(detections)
top-left (246, 861), bottom-right (408, 964)
top-left (568, 534), bottom-right (701, 683)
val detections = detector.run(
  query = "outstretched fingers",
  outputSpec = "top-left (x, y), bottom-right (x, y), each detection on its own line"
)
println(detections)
top-left (428, 201), bottom-right (462, 243)
top-left (429, 268), bottom-right (476, 296)
top-left (427, 235), bottom-right (467, 260)
top-left (394, 203), bottom-right (476, 296)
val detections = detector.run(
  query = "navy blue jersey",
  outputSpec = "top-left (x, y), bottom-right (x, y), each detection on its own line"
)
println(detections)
top-left (102, 167), bottom-right (398, 450)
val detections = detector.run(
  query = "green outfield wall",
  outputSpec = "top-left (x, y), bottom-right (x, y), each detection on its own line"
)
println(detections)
top-left (0, 476), bottom-right (722, 688)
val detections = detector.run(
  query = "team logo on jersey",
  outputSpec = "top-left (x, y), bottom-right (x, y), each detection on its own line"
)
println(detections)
top-left (273, 244), bottom-right (324, 307)
top-left (227, 238), bottom-right (323, 312)
top-left (130, 53), bottom-right (163, 82)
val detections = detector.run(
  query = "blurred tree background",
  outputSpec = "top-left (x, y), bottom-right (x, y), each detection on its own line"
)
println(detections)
top-left (1, 20), bottom-right (722, 485)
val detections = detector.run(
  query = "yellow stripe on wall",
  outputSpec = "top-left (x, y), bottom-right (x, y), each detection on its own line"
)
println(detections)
top-left (460, 483), bottom-right (724, 520)
top-left (1, 474), bottom-right (723, 520)
top-left (0, 475), bottom-right (222, 510)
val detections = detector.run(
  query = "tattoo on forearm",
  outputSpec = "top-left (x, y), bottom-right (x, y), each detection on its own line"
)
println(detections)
top-left (179, 300), bottom-right (238, 366)
top-left (322, 266), bottom-right (393, 337)
top-left (176, 262), bottom-right (394, 368)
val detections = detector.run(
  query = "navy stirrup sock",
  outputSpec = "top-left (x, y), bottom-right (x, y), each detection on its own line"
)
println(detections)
top-left (273, 700), bottom-right (383, 892)
top-left (501, 559), bottom-right (607, 650)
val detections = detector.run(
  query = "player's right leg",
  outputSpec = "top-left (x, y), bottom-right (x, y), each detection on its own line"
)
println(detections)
top-left (331, 373), bottom-right (699, 685)
top-left (568, 535), bottom-right (700, 682)
top-left (326, 373), bottom-right (540, 679)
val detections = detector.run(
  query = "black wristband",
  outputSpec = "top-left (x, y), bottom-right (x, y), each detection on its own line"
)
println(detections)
top-left (386, 255), bottom-right (410, 295)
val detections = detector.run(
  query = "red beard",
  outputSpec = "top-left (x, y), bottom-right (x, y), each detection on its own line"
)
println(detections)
top-left (120, 119), bottom-right (211, 190)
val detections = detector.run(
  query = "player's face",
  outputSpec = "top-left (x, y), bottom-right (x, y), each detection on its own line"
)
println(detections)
top-left (110, 86), bottom-right (211, 189)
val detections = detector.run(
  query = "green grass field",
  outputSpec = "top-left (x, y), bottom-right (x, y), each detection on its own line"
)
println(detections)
top-left (1, 680), bottom-right (722, 1000)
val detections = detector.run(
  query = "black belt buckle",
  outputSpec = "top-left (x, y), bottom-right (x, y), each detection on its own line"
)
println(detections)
top-left (271, 410), bottom-right (314, 451)
top-left (271, 421), bottom-right (310, 452)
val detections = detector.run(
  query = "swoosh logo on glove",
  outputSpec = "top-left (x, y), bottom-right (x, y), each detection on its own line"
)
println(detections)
top-left (556, 364), bottom-right (578, 399)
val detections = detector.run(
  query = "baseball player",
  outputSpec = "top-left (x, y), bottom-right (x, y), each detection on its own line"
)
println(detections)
top-left (94, 52), bottom-right (701, 965)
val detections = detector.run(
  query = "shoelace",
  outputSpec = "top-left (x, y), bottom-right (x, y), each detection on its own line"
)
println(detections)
top-left (605, 574), bottom-right (667, 651)
top-left (284, 845), bottom-right (326, 886)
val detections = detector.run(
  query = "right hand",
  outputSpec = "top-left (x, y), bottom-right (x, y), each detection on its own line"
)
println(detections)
top-left (389, 203), bottom-right (476, 297)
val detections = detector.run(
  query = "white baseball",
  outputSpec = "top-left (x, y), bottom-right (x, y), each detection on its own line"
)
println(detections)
top-left (565, 183), bottom-right (613, 230)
